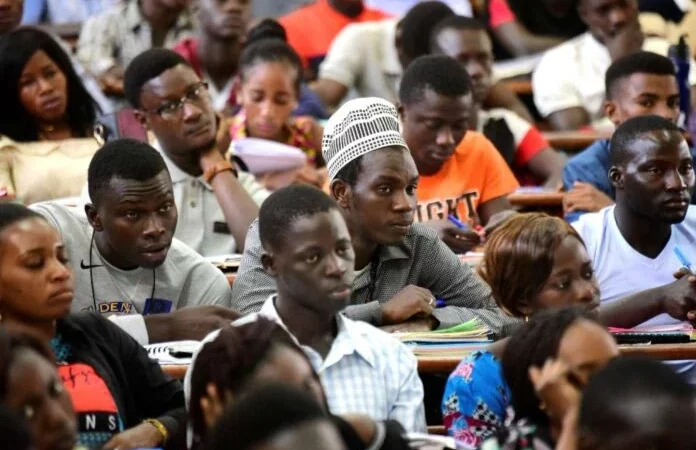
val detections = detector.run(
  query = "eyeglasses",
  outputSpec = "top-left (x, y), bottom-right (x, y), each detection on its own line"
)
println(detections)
top-left (146, 82), bottom-right (210, 121)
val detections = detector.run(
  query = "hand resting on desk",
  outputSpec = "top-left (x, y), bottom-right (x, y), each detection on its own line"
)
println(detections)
top-left (381, 285), bottom-right (435, 325)
top-left (428, 220), bottom-right (481, 254)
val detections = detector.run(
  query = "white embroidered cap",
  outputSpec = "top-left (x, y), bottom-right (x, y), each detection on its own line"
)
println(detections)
top-left (322, 97), bottom-right (408, 181)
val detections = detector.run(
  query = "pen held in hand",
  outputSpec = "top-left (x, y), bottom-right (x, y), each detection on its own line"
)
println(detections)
top-left (674, 247), bottom-right (696, 275)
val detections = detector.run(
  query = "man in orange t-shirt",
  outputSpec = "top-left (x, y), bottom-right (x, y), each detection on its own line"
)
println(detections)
top-left (279, 0), bottom-right (390, 78)
top-left (399, 55), bottom-right (519, 253)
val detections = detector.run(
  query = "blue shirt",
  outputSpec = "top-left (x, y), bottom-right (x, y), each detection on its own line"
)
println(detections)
top-left (22, 0), bottom-right (117, 24)
top-left (562, 139), bottom-right (613, 223)
top-left (442, 351), bottom-right (511, 448)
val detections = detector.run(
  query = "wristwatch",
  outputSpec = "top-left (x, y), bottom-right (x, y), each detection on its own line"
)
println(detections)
top-left (203, 160), bottom-right (238, 183)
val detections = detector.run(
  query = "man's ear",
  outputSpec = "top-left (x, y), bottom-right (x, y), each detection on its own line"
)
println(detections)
top-left (604, 100), bottom-right (619, 125)
top-left (85, 203), bottom-right (104, 232)
top-left (609, 166), bottom-right (623, 189)
top-left (330, 179), bottom-right (351, 210)
top-left (261, 251), bottom-right (278, 277)
top-left (133, 109), bottom-right (150, 130)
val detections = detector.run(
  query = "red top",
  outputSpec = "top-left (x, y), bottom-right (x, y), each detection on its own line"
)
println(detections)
top-left (279, 0), bottom-right (390, 71)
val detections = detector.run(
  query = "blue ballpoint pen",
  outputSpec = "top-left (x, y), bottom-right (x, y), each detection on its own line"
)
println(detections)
top-left (674, 247), bottom-right (696, 274)
top-left (447, 214), bottom-right (467, 229)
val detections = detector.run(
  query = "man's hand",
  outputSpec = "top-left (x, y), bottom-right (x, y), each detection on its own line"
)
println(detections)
top-left (603, 19), bottom-right (644, 61)
top-left (428, 220), bottom-right (481, 254)
top-left (144, 305), bottom-right (241, 343)
top-left (102, 422), bottom-right (162, 450)
top-left (563, 182), bottom-right (614, 213)
top-left (661, 273), bottom-right (696, 323)
top-left (99, 66), bottom-right (125, 96)
top-left (381, 285), bottom-right (435, 325)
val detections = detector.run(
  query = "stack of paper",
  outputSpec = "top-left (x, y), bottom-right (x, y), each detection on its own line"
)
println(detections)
top-left (145, 340), bottom-right (202, 365)
top-left (609, 323), bottom-right (694, 344)
top-left (396, 320), bottom-right (492, 357)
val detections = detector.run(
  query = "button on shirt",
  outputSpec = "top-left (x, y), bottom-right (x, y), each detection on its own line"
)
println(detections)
top-left (152, 140), bottom-right (270, 257)
top-left (232, 219), bottom-right (519, 337)
top-left (319, 19), bottom-right (403, 104)
top-left (185, 295), bottom-right (427, 433)
top-left (532, 32), bottom-right (696, 123)
top-left (77, 0), bottom-right (196, 76)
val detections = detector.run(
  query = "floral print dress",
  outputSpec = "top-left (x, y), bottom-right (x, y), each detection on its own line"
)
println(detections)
top-left (442, 350), bottom-right (512, 449)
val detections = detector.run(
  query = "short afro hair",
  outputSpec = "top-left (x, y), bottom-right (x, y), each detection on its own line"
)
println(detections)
top-left (605, 51), bottom-right (676, 100)
top-left (399, 54), bottom-right (471, 106)
top-left (431, 15), bottom-right (487, 52)
top-left (189, 318), bottom-right (317, 447)
top-left (87, 138), bottom-right (170, 204)
top-left (259, 184), bottom-right (340, 251)
top-left (610, 115), bottom-right (683, 166)
top-left (206, 383), bottom-right (330, 450)
top-left (580, 356), bottom-right (696, 447)
top-left (399, 1), bottom-right (455, 63)
top-left (124, 48), bottom-right (190, 108)
top-left (502, 306), bottom-right (599, 429)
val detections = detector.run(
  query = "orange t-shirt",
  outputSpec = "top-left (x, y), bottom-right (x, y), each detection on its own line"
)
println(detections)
top-left (279, 0), bottom-right (390, 73)
top-left (415, 131), bottom-right (520, 223)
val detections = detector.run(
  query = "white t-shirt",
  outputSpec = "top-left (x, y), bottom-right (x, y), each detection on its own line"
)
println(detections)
top-left (319, 19), bottom-right (403, 104)
top-left (533, 32), bottom-right (696, 122)
top-left (573, 205), bottom-right (696, 381)
top-left (364, 0), bottom-right (472, 16)
top-left (31, 202), bottom-right (233, 344)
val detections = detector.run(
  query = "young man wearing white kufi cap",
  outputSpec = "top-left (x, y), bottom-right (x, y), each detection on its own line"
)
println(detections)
top-left (231, 97), bottom-right (517, 336)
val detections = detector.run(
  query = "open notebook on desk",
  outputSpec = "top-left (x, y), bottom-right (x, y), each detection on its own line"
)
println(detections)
top-left (395, 320), bottom-right (492, 357)
top-left (145, 340), bottom-right (202, 365)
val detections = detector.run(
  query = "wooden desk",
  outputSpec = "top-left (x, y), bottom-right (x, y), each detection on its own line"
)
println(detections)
top-left (542, 130), bottom-right (611, 153)
top-left (416, 343), bottom-right (696, 374)
top-left (162, 343), bottom-right (696, 380)
top-left (501, 78), bottom-right (533, 96)
top-left (508, 191), bottom-right (565, 208)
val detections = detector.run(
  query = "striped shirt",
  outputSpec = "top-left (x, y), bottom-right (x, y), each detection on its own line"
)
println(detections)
top-left (185, 295), bottom-right (427, 433)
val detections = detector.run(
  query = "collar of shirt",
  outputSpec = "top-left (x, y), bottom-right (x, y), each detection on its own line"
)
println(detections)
top-left (257, 295), bottom-right (377, 370)
top-left (125, 0), bottom-right (195, 35)
top-left (352, 231), bottom-right (412, 292)
top-left (379, 19), bottom-right (402, 77)
top-left (151, 138), bottom-right (214, 191)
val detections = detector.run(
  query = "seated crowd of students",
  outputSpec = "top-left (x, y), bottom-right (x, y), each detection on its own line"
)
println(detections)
top-left (1, 0), bottom-right (696, 449)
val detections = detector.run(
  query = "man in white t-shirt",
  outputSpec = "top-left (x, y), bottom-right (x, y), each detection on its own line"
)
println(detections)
top-left (32, 139), bottom-right (239, 345)
top-left (532, 0), bottom-right (696, 131)
top-left (574, 115), bottom-right (696, 380)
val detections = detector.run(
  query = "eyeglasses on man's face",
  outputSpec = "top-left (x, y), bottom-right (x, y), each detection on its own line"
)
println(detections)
top-left (146, 81), bottom-right (211, 121)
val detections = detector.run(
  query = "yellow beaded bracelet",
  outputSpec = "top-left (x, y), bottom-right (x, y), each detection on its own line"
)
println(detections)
top-left (143, 418), bottom-right (169, 444)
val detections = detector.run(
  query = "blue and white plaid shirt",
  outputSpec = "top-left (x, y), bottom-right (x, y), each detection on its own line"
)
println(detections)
top-left (185, 295), bottom-right (427, 434)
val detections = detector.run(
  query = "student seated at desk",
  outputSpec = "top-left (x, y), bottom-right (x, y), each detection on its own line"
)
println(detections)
top-left (442, 213), bottom-right (696, 445)
top-left (430, 16), bottom-right (566, 188)
top-left (532, 0), bottom-right (696, 131)
top-left (398, 55), bottom-right (519, 254)
top-left (573, 115), bottom-right (696, 382)
top-left (123, 48), bottom-right (269, 256)
top-left (472, 308), bottom-right (619, 450)
top-left (0, 28), bottom-right (101, 204)
top-left (228, 19), bottom-right (325, 189)
top-left (188, 318), bottom-right (410, 450)
top-left (31, 139), bottom-right (238, 345)
top-left (193, 185), bottom-right (427, 432)
top-left (563, 51), bottom-right (683, 221)
top-left (568, 357), bottom-right (696, 450)
top-left (0, 209), bottom-right (186, 450)
top-left (232, 98), bottom-right (516, 335)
